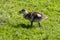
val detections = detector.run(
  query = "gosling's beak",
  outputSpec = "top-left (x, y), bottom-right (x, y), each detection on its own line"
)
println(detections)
top-left (19, 11), bottom-right (21, 13)
top-left (19, 11), bottom-right (22, 14)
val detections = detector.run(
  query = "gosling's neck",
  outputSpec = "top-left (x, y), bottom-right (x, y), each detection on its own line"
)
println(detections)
top-left (23, 10), bottom-right (28, 16)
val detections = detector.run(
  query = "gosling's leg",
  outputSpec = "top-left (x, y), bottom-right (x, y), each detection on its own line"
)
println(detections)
top-left (31, 21), bottom-right (33, 26)
top-left (38, 22), bottom-right (41, 27)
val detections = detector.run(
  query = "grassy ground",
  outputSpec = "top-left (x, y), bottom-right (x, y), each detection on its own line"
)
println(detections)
top-left (0, 0), bottom-right (60, 40)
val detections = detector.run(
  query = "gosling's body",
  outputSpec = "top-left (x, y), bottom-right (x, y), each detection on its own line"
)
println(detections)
top-left (24, 12), bottom-right (42, 22)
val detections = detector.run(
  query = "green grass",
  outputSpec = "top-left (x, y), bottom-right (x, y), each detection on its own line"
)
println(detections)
top-left (0, 0), bottom-right (60, 40)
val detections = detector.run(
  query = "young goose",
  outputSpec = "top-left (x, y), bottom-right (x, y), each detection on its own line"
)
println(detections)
top-left (19, 9), bottom-right (48, 27)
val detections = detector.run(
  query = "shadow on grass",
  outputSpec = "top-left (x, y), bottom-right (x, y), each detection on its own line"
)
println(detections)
top-left (13, 23), bottom-right (34, 29)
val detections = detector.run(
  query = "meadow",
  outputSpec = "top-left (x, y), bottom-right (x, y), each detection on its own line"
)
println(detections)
top-left (0, 0), bottom-right (60, 40)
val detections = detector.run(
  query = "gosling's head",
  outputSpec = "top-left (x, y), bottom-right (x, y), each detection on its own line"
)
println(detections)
top-left (19, 9), bottom-right (28, 14)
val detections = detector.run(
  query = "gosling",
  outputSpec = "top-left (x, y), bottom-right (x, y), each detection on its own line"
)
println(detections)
top-left (19, 9), bottom-right (48, 27)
